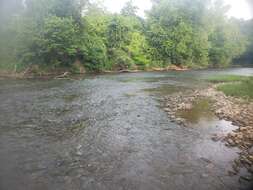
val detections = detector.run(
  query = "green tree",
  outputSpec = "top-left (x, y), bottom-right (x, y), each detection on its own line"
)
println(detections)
top-left (0, 0), bottom-right (250, 73)
top-left (208, 1), bottom-right (247, 67)
top-left (0, 0), bottom-right (24, 70)
top-left (234, 19), bottom-right (253, 65)
top-left (121, 0), bottom-right (138, 17)
top-left (146, 0), bottom-right (247, 68)
top-left (127, 32), bottom-right (150, 68)
top-left (80, 7), bottom-right (108, 71)
top-left (16, 16), bottom-right (82, 67)
top-left (41, 16), bottom-right (81, 66)
top-left (146, 0), bottom-right (207, 66)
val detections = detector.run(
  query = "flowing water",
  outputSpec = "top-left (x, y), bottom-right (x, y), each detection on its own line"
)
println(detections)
top-left (0, 68), bottom-right (253, 190)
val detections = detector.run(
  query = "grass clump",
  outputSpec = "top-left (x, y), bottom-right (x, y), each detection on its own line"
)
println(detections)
top-left (207, 75), bottom-right (253, 99)
top-left (206, 75), bottom-right (250, 83)
top-left (217, 79), bottom-right (253, 99)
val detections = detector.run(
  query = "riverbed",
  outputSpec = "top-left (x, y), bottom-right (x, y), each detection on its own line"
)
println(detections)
top-left (0, 68), bottom-right (253, 190)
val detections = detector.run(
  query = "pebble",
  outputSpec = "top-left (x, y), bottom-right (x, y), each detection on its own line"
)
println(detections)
top-left (201, 173), bottom-right (209, 178)
top-left (239, 175), bottom-right (252, 182)
top-left (249, 146), bottom-right (253, 155)
top-left (163, 85), bottom-right (253, 181)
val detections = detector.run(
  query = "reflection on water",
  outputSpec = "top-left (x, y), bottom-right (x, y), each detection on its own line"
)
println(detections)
top-left (177, 98), bottom-right (215, 124)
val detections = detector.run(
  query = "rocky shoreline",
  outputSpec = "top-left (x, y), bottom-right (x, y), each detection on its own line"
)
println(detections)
top-left (163, 85), bottom-right (253, 179)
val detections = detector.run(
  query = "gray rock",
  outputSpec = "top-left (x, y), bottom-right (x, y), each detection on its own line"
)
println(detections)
top-left (249, 147), bottom-right (253, 154)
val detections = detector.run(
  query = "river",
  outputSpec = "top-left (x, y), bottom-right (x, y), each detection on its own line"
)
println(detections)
top-left (0, 68), bottom-right (253, 190)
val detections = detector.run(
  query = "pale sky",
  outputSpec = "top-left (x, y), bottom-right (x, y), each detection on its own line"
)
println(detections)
top-left (103, 0), bottom-right (252, 20)
top-left (102, 0), bottom-right (152, 17)
top-left (224, 0), bottom-right (252, 20)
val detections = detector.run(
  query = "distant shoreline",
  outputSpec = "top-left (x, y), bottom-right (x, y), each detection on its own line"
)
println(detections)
top-left (1, 65), bottom-right (252, 80)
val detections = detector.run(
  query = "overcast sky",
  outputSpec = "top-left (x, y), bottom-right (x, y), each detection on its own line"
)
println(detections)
top-left (103, 0), bottom-right (252, 20)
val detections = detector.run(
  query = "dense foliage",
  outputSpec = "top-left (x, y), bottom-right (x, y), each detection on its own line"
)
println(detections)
top-left (0, 0), bottom-right (252, 73)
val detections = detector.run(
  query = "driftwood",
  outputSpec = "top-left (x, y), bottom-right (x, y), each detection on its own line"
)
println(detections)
top-left (103, 70), bottom-right (140, 74)
top-left (118, 69), bottom-right (140, 73)
top-left (55, 72), bottom-right (70, 79)
top-left (21, 67), bottom-right (32, 76)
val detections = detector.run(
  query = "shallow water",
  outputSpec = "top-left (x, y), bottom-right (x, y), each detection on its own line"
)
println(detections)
top-left (177, 98), bottom-right (215, 124)
top-left (0, 68), bottom-right (253, 190)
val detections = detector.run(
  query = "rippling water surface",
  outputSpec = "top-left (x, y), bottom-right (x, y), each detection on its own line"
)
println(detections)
top-left (0, 68), bottom-right (253, 190)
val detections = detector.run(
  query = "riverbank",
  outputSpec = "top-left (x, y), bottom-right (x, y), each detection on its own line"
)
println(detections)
top-left (163, 78), bottom-right (253, 179)
top-left (0, 65), bottom-right (190, 79)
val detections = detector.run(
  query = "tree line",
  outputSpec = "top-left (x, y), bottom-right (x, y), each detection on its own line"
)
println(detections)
top-left (0, 0), bottom-right (252, 73)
